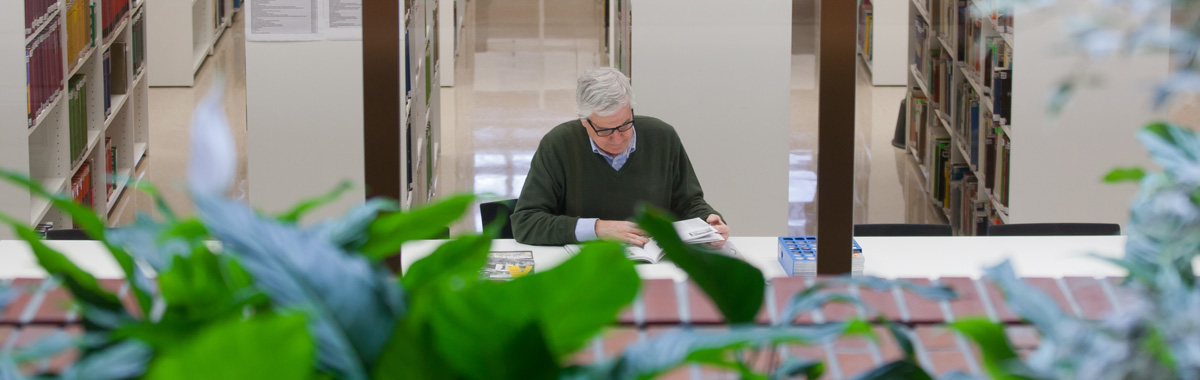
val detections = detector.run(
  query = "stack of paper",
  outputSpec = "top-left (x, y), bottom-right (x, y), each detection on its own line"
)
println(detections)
top-left (777, 236), bottom-right (865, 276)
top-left (672, 218), bottom-right (725, 244)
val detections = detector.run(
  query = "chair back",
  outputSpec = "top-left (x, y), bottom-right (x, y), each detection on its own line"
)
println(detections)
top-left (853, 223), bottom-right (952, 237)
top-left (44, 229), bottom-right (92, 240)
top-left (986, 223), bottom-right (1121, 236)
top-left (479, 199), bottom-right (518, 239)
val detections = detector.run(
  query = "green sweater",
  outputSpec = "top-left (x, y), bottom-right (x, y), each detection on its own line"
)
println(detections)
top-left (511, 116), bottom-right (720, 245)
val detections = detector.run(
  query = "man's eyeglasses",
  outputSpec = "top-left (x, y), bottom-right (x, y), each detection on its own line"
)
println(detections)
top-left (586, 109), bottom-right (635, 137)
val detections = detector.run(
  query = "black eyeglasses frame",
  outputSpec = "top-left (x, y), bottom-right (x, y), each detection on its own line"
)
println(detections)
top-left (585, 108), bottom-right (635, 137)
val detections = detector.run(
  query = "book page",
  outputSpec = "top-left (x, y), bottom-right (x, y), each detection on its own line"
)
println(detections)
top-left (479, 251), bottom-right (535, 280)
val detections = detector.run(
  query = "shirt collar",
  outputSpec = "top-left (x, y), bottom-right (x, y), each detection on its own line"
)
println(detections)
top-left (588, 127), bottom-right (637, 158)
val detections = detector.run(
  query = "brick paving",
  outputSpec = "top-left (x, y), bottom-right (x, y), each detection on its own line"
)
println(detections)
top-left (0, 275), bottom-right (1128, 379)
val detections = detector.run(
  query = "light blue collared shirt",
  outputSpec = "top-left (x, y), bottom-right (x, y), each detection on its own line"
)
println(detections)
top-left (575, 128), bottom-right (637, 242)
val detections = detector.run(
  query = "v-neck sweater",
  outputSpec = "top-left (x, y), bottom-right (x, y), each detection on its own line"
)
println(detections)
top-left (511, 116), bottom-right (721, 245)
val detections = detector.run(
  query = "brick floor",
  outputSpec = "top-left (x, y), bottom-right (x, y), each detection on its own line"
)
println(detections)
top-left (1, 274), bottom-right (1132, 378)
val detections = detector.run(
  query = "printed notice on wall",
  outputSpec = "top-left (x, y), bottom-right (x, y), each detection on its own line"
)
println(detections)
top-left (322, 0), bottom-right (363, 40)
top-left (247, 0), bottom-right (321, 41)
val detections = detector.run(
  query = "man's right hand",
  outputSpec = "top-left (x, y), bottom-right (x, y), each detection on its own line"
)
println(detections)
top-left (595, 220), bottom-right (650, 247)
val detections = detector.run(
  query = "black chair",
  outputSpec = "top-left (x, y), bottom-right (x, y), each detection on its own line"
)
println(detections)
top-left (853, 223), bottom-right (952, 237)
top-left (986, 223), bottom-right (1121, 236)
top-left (44, 229), bottom-right (92, 240)
top-left (479, 199), bottom-right (518, 239)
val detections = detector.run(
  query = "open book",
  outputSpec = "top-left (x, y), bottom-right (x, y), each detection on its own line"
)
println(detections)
top-left (565, 218), bottom-right (726, 264)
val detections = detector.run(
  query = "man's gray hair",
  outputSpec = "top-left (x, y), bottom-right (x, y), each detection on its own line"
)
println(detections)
top-left (576, 67), bottom-right (635, 118)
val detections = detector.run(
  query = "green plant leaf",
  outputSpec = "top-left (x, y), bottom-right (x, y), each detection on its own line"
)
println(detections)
top-left (105, 215), bottom-right (196, 271)
top-left (401, 232), bottom-right (493, 295)
top-left (193, 193), bottom-right (403, 380)
top-left (636, 206), bottom-right (764, 323)
top-left (130, 181), bottom-right (177, 221)
top-left (59, 339), bottom-right (154, 380)
top-left (772, 359), bottom-right (824, 379)
top-left (883, 320), bottom-right (918, 363)
top-left (603, 323), bottom-right (858, 379)
top-left (11, 330), bottom-right (74, 363)
top-left (425, 242), bottom-right (636, 379)
top-left (1103, 167), bottom-right (1146, 183)
top-left (276, 181), bottom-right (354, 223)
top-left (144, 313), bottom-right (314, 380)
top-left (0, 356), bottom-right (24, 380)
top-left (984, 261), bottom-right (1067, 336)
top-left (851, 360), bottom-right (933, 380)
top-left (508, 241), bottom-right (638, 356)
top-left (950, 318), bottom-right (1031, 380)
top-left (312, 199), bottom-right (399, 252)
top-left (361, 194), bottom-right (475, 259)
top-left (0, 284), bottom-right (17, 312)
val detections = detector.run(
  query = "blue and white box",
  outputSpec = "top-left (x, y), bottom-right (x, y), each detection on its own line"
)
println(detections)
top-left (777, 236), bottom-right (864, 276)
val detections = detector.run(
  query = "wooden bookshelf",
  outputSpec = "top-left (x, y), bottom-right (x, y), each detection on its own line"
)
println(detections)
top-left (905, 0), bottom-right (1168, 234)
top-left (1, 0), bottom-right (151, 239)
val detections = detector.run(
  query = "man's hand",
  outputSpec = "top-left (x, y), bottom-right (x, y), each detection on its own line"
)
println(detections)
top-left (596, 220), bottom-right (650, 247)
top-left (706, 214), bottom-right (730, 248)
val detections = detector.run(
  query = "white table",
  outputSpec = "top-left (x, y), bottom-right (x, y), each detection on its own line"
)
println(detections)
top-left (401, 236), bottom-right (1139, 280)
top-left (0, 236), bottom-right (1160, 280)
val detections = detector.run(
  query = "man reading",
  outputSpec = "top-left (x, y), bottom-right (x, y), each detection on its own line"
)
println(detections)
top-left (511, 67), bottom-right (730, 247)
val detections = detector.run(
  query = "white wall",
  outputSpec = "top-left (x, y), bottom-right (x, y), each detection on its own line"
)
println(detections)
top-left (245, 40), bottom-right (365, 221)
top-left (1010, 0), bottom-right (1168, 225)
top-left (631, 0), bottom-right (791, 236)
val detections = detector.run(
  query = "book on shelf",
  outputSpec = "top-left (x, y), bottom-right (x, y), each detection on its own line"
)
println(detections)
top-left (478, 251), bottom-right (535, 280)
top-left (103, 49), bottom-right (111, 117)
top-left (909, 92), bottom-right (929, 158)
top-left (68, 74), bottom-right (88, 164)
top-left (132, 10), bottom-right (146, 76)
top-left (105, 137), bottom-right (117, 197)
top-left (71, 161), bottom-right (94, 224)
top-left (27, 16), bottom-right (63, 127)
top-left (777, 236), bottom-right (865, 277)
top-left (102, 0), bottom-right (131, 39)
top-left (65, 0), bottom-right (93, 71)
top-left (25, 0), bottom-right (59, 38)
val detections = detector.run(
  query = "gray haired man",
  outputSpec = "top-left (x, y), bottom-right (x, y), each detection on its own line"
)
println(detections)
top-left (511, 67), bottom-right (729, 247)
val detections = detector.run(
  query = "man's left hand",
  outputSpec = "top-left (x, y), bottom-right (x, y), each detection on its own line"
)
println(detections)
top-left (705, 214), bottom-right (730, 248)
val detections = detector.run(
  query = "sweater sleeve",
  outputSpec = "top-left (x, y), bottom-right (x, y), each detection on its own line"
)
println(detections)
top-left (511, 139), bottom-right (580, 245)
top-left (669, 132), bottom-right (723, 223)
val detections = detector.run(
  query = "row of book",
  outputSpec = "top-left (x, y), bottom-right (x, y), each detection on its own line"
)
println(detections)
top-left (70, 161), bottom-right (94, 211)
top-left (25, 0), bottom-right (58, 38)
top-left (982, 38), bottom-right (1012, 125)
top-left (27, 18), bottom-right (64, 127)
top-left (858, 0), bottom-right (873, 62)
top-left (106, 137), bottom-right (119, 198)
top-left (67, 74), bottom-right (89, 166)
top-left (131, 10), bottom-right (146, 76)
top-left (64, 0), bottom-right (93, 72)
top-left (101, 0), bottom-right (130, 39)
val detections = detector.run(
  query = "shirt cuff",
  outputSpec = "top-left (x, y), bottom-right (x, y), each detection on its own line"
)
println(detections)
top-left (575, 218), bottom-right (599, 242)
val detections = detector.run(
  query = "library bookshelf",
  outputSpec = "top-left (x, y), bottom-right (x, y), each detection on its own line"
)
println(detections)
top-left (146, 0), bottom-right (236, 87)
top-left (858, 0), bottom-right (908, 86)
top-left (1, 0), bottom-right (151, 239)
top-left (904, 0), bottom-right (1167, 235)
top-left (403, 0), bottom-right (443, 209)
